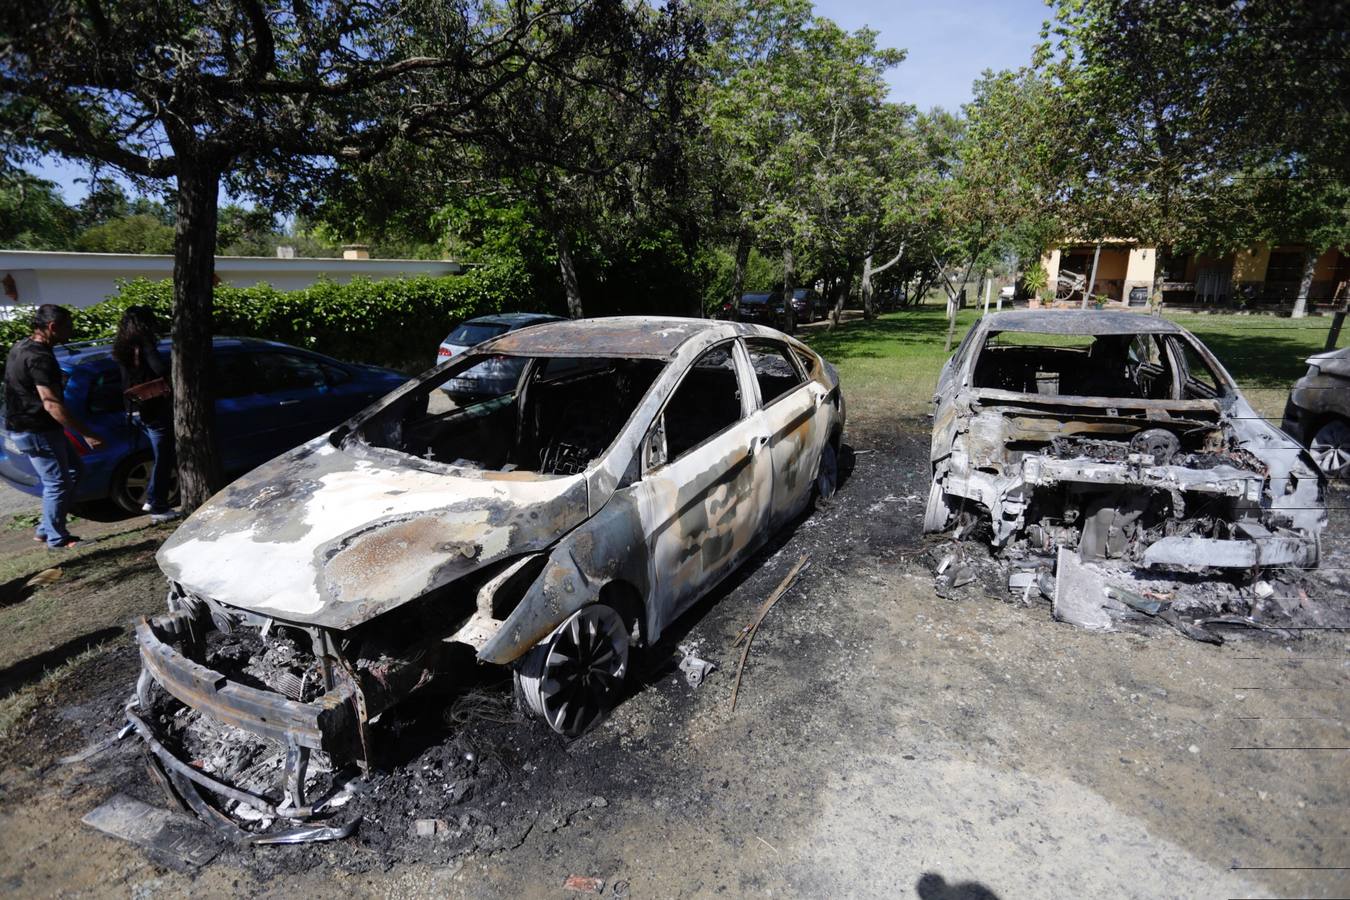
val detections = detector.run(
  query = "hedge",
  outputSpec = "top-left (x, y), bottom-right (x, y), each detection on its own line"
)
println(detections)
top-left (1, 263), bottom-right (531, 371)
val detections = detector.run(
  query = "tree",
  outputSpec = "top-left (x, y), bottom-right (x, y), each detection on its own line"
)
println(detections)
top-left (75, 214), bottom-right (175, 254)
top-left (1035, 0), bottom-right (1350, 314)
top-left (0, 167), bottom-right (78, 249)
top-left (2, 0), bottom-right (633, 508)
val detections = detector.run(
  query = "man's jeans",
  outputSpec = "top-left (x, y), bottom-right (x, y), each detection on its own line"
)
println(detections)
top-left (14, 430), bottom-right (83, 547)
top-left (137, 418), bottom-right (175, 513)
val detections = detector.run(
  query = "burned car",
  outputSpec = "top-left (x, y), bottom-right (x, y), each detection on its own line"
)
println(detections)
top-left (128, 317), bottom-right (844, 832)
top-left (923, 311), bottom-right (1325, 628)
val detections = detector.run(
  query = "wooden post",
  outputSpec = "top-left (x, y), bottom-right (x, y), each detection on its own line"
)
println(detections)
top-left (983, 271), bottom-right (993, 315)
top-left (1082, 243), bottom-right (1102, 309)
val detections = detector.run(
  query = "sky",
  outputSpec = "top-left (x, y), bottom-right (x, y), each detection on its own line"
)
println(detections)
top-left (31, 0), bottom-right (1050, 204)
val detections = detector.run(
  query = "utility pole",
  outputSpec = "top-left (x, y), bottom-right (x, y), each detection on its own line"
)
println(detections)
top-left (982, 271), bottom-right (993, 316)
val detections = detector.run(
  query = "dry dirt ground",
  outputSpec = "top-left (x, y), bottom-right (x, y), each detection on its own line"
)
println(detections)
top-left (0, 412), bottom-right (1346, 900)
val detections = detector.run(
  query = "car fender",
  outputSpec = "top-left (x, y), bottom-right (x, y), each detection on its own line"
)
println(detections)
top-left (476, 490), bottom-right (653, 665)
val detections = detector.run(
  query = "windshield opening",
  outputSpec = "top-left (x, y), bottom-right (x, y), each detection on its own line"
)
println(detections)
top-left (974, 330), bottom-right (1182, 400)
top-left (357, 353), bottom-right (666, 475)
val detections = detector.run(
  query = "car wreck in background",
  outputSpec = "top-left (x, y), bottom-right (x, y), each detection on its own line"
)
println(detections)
top-left (127, 317), bottom-right (844, 838)
top-left (1283, 346), bottom-right (1350, 480)
top-left (924, 310), bottom-right (1327, 638)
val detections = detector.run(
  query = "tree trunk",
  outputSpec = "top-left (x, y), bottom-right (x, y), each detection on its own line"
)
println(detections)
top-left (171, 164), bottom-right (224, 512)
top-left (828, 262), bottom-right (857, 329)
top-left (554, 226), bottom-right (584, 319)
top-left (729, 227), bottom-right (752, 312)
top-left (861, 254), bottom-right (876, 320)
top-left (1291, 249), bottom-right (1318, 319)
top-left (782, 245), bottom-right (796, 313)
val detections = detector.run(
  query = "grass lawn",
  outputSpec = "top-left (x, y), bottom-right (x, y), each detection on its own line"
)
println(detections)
top-left (799, 304), bottom-right (1344, 422)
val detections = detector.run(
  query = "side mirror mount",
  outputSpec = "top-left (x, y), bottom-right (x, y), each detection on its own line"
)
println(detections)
top-left (643, 414), bottom-right (668, 471)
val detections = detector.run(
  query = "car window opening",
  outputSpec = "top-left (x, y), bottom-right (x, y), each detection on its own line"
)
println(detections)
top-left (744, 339), bottom-right (805, 406)
top-left (973, 331), bottom-right (1209, 401)
top-left (661, 345), bottom-right (743, 461)
top-left (357, 354), bottom-right (666, 475)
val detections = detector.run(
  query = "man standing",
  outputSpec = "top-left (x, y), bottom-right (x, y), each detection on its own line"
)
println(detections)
top-left (3, 305), bottom-right (104, 548)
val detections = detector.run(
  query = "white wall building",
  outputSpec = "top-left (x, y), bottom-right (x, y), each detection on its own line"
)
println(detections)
top-left (0, 250), bottom-right (463, 311)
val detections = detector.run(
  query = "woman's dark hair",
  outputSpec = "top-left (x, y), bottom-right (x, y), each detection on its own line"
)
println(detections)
top-left (112, 305), bottom-right (160, 368)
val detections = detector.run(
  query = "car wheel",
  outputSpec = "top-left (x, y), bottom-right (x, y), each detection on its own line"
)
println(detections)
top-left (923, 479), bottom-right (953, 533)
top-left (111, 452), bottom-right (179, 514)
top-left (1309, 418), bottom-right (1350, 478)
top-left (516, 603), bottom-right (629, 737)
top-left (814, 441), bottom-right (838, 501)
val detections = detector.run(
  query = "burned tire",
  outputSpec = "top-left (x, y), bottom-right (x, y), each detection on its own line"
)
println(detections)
top-left (1309, 418), bottom-right (1350, 478)
top-left (814, 441), bottom-right (839, 501)
top-left (923, 479), bottom-right (952, 533)
top-left (515, 603), bottom-right (629, 737)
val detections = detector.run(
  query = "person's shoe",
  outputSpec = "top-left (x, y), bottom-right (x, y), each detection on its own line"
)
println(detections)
top-left (149, 509), bottom-right (181, 524)
top-left (47, 537), bottom-right (82, 550)
top-left (141, 502), bottom-right (152, 512)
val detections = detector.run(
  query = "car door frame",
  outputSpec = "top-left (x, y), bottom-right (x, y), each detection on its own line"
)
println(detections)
top-left (741, 336), bottom-right (823, 530)
top-left (631, 338), bottom-right (773, 629)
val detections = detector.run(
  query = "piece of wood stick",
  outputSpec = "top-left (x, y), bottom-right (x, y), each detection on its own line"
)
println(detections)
top-left (730, 554), bottom-right (810, 713)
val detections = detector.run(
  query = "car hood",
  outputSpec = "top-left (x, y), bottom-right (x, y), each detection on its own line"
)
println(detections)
top-left (1307, 347), bottom-right (1350, 379)
top-left (157, 437), bottom-right (589, 630)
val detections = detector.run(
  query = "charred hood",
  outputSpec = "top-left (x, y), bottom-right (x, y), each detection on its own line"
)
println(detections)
top-left (157, 439), bottom-right (590, 630)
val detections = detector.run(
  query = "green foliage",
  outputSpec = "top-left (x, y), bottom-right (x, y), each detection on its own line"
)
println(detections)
top-left (0, 266), bottom-right (526, 370)
top-left (695, 245), bottom-right (781, 313)
top-left (74, 214), bottom-right (175, 254)
top-left (0, 169), bottom-right (79, 250)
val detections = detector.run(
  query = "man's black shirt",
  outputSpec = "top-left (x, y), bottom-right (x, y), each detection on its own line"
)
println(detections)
top-left (3, 337), bottom-right (63, 433)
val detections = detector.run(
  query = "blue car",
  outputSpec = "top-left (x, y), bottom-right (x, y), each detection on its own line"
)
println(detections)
top-left (0, 337), bottom-right (407, 512)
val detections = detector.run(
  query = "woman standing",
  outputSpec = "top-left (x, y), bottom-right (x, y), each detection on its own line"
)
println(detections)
top-left (112, 306), bottom-right (179, 523)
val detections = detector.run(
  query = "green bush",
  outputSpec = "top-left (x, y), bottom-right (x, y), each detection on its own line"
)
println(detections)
top-left (1, 263), bottom-right (530, 371)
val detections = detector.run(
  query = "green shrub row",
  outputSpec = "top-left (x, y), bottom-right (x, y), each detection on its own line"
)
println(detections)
top-left (1, 263), bottom-right (531, 371)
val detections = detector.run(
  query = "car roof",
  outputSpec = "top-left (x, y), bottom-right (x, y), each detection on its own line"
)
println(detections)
top-left (484, 316), bottom-right (742, 359)
top-left (462, 313), bottom-right (564, 328)
top-left (981, 310), bottom-right (1187, 336)
top-left (53, 335), bottom-right (303, 368)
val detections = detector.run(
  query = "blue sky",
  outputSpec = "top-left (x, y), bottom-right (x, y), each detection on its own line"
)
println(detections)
top-left (32, 0), bottom-right (1050, 203)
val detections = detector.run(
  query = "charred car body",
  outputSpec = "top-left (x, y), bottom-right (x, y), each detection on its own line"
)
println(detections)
top-left (129, 317), bottom-right (844, 831)
top-left (924, 311), bottom-right (1325, 612)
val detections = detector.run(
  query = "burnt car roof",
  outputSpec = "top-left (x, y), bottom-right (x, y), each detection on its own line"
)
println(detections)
top-left (483, 316), bottom-right (734, 359)
top-left (982, 310), bottom-right (1187, 336)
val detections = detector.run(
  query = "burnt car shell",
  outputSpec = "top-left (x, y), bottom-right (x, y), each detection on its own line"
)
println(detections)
top-left (132, 316), bottom-right (844, 832)
top-left (926, 310), bottom-right (1325, 570)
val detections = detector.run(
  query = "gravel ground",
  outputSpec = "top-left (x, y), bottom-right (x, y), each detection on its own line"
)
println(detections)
top-left (0, 414), bottom-right (1345, 899)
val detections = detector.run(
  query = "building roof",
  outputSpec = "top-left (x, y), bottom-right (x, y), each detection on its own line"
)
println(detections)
top-left (486, 316), bottom-right (731, 358)
top-left (981, 310), bottom-right (1186, 336)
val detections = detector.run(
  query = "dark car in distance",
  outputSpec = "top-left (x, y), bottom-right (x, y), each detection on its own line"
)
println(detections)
top-left (737, 292), bottom-right (796, 333)
top-left (785, 287), bottom-right (822, 323)
top-left (0, 337), bottom-right (407, 512)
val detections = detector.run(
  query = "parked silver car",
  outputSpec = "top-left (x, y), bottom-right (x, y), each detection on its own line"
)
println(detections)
top-left (130, 317), bottom-right (844, 835)
top-left (436, 312), bottom-right (563, 399)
